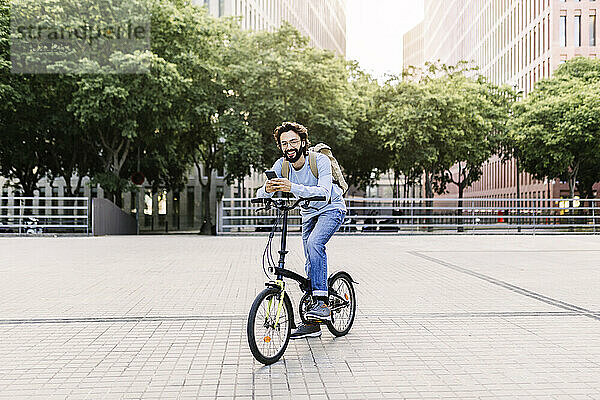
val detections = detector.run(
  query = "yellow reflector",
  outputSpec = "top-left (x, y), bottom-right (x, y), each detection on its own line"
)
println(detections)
top-left (264, 336), bottom-right (271, 343)
top-left (344, 294), bottom-right (349, 300)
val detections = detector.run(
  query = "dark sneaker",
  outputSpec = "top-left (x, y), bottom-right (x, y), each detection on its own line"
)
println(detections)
top-left (305, 300), bottom-right (331, 321)
top-left (290, 323), bottom-right (321, 339)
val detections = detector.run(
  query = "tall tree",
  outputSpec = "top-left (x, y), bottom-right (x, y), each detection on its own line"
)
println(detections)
top-left (433, 74), bottom-right (514, 201)
top-left (230, 24), bottom-right (354, 171)
top-left (68, 52), bottom-right (185, 206)
top-left (375, 78), bottom-right (448, 199)
top-left (151, 0), bottom-right (261, 234)
top-left (510, 57), bottom-right (600, 199)
top-left (0, 74), bottom-right (56, 196)
top-left (339, 65), bottom-right (391, 192)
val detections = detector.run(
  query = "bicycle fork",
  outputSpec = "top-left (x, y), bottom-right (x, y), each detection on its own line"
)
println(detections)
top-left (265, 280), bottom-right (285, 329)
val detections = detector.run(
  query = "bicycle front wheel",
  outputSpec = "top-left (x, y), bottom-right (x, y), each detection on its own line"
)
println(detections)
top-left (247, 287), bottom-right (293, 365)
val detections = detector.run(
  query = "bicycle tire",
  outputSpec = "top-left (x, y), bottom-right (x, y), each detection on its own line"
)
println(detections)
top-left (326, 272), bottom-right (356, 337)
top-left (247, 287), bottom-right (293, 365)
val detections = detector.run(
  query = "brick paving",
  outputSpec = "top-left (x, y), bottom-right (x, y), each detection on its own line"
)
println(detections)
top-left (1, 235), bottom-right (600, 399)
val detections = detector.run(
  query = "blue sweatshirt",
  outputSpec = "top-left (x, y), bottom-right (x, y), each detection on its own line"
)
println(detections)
top-left (256, 153), bottom-right (347, 221)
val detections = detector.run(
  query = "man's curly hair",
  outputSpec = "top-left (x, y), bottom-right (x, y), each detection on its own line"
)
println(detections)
top-left (273, 122), bottom-right (311, 156)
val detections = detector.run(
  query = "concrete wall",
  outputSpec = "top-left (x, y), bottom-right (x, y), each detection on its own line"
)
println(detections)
top-left (93, 198), bottom-right (137, 236)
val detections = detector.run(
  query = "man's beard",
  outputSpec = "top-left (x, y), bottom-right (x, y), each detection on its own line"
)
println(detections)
top-left (284, 146), bottom-right (305, 163)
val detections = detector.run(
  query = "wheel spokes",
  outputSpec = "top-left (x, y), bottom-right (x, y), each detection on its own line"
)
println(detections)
top-left (253, 295), bottom-right (289, 358)
top-left (329, 278), bottom-right (354, 331)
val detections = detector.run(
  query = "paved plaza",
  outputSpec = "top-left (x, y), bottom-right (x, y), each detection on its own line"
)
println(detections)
top-left (1, 234), bottom-right (600, 399)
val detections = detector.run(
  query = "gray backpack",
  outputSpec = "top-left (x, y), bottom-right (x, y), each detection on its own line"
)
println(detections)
top-left (281, 143), bottom-right (348, 194)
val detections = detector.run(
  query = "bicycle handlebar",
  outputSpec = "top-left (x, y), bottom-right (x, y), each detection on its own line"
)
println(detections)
top-left (251, 196), bottom-right (325, 203)
top-left (251, 196), bottom-right (326, 211)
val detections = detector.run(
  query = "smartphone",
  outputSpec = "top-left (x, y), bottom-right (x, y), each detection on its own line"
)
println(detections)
top-left (265, 170), bottom-right (277, 180)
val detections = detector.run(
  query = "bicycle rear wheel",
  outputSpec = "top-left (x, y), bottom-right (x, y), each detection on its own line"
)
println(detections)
top-left (247, 287), bottom-right (292, 365)
top-left (326, 272), bottom-right (356, 336)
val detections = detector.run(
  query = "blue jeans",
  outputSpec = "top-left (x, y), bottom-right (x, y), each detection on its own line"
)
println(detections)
top-left (302, 209), bottom-right (346, 297)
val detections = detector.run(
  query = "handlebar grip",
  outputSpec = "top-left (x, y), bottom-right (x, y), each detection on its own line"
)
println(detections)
top-left (251, 198), bottom-right (265, 204)
top-left (304, 196), bottom-right (326, 202)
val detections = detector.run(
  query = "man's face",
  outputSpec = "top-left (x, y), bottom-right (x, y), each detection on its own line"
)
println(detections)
top-left (279, 131), bottom-right (304, 162)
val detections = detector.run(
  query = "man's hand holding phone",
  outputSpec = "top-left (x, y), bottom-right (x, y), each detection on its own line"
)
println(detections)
top-left (265, 170), bottom-right (292, 193)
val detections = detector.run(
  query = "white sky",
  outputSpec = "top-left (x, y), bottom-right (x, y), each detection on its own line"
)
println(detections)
top-left (346, 0), bottom-right (424, 79)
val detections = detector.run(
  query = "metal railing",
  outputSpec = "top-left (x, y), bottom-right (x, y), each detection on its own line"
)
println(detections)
top-left (217, 197), bottom-right (600, 234)
top-left (0, 197), bottom-right (90, 235)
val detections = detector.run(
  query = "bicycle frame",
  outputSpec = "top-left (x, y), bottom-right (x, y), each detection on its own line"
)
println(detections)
top-left (254, 195), bottom-right (354, 329)
top-left (259, 198), bottom-right (313, 292)
top-left (248, 196), bottom-right (358, 364)
top-left (265, 204), bottom-right (304, 330)
top-left (256, 197), bottom-right (320, 329)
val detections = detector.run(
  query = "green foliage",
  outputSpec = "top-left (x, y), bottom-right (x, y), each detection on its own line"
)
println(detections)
top-left (2, 0), bottom-right (496, 217)
top-left (0, 0), bottom-right (11, 102)
top-left (0, 74), bottom-right (59, 195)
top-left (67, 51), bottom-right (185, 204)
top-left (377, 62), bottom-right (514, 198)
top-left (339, 66), bottom-right (391, 191)
top-left (229, 23), bottom-right (354, 171)
top-left (510, 57), bottom-right (600, 197)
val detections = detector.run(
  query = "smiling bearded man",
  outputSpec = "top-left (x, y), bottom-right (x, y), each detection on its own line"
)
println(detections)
top-left (256, 122), bottom-right (347, 339)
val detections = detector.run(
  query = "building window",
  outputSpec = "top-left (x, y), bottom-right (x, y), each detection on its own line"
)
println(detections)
top-left (574, 16), bottom-right (581, 46)
top-left (591, 15), bottom-right (597, 47)
top-left (144, 190), bottom-right (152, 216)
top-left (158, 190), bottom-right (167, 226)
top-left (143, 189), bottom-right (152, 225)
top-left (560, 16), bottom-right (567, 47)
top-left (158, 190), bottom-right (167, 215)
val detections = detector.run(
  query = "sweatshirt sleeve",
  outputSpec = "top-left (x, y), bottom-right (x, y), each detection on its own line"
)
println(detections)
top-left (255, 158), bottom-right (283, 198)
top-left (289, 154), bottom-right (332, 201)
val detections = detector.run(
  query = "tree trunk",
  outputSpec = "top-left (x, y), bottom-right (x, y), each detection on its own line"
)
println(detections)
top-left (200, 174), bottom-right (213, 235)
top-left (424, 172), bottom-right (434, 199)
top-left (569, 174), bottom-right (576, 199)
top-left (392, 170), bottom-right (399, 208)
top-left (73, 175), bottom-right (84, 197)
top-left (425, 172), bottom-right (434, 232)
top-left (115, 192), bottom-right (123, 208)
top-left (457, 184), bottom-right (464, 232)
top-left (568, 162), bottom-right (580, 200)
top-left (16, 171), bottom-right (38, 216)
top-left (195, 158), bottom-right (214, 236)
top-left (64, 174), bottom-right (73, 197)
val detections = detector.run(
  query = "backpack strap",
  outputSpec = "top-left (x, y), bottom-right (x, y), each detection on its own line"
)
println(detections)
top-left (281, 159), bottom-right (290, 179)
top-left (308, 152), bottom-right (318, 179)
top-left (308, 151), bottom-right (332, 204)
